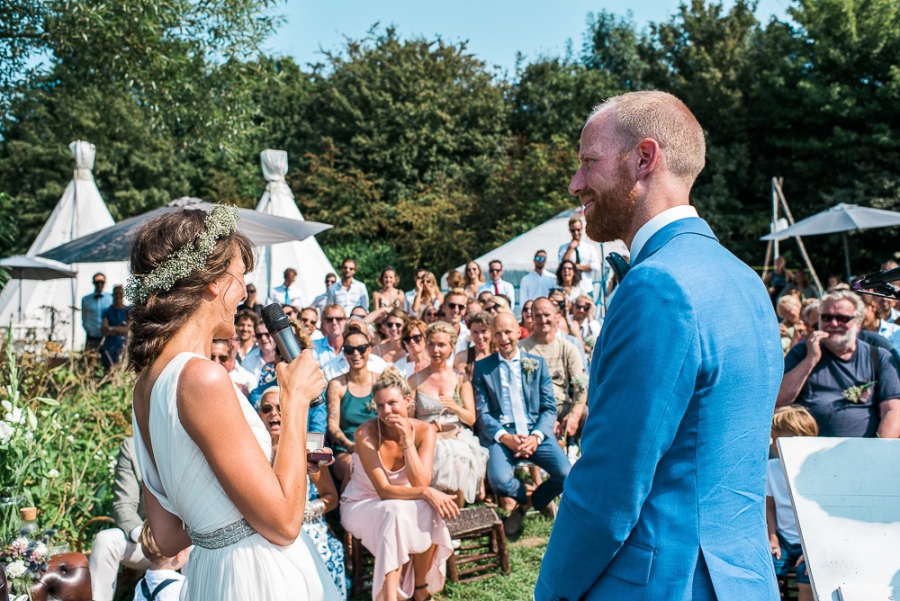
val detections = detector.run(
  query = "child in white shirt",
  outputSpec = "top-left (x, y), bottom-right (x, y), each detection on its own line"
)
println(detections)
top-left (767, 406), bottom-right (817, 601)
top-left (134, 521), bottom-right (190, 601)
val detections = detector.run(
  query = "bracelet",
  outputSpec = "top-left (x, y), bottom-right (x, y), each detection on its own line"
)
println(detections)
top-left (303, 499), bottom-right (327, 523)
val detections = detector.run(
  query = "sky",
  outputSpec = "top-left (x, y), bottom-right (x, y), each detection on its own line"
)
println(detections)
top-left (264, 0), bottom-right (791, 74)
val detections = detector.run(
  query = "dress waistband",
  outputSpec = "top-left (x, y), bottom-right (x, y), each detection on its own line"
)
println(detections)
top-left (187, 518), bottom-right (257, 550)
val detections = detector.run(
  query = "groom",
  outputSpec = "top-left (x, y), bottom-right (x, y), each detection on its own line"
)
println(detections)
top-left (535, 92), bottom-right (783, 600)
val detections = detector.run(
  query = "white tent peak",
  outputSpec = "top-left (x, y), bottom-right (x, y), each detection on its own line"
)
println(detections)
top-left (0, 140), bottom-right (130, 350)
top-left (250, 149), bottom-right (335, 305)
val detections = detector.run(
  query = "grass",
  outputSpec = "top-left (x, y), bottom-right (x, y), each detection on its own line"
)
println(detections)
top-left (349, 512), bottom-right (553, 601)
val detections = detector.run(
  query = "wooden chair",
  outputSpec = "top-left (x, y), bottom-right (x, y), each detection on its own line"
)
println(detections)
top-left (444, 506), bottom-right (510, 584)
top-left (778, 571), bottom-right (800, 599)
top-left (75, 516), bottom-right (116, 554)
top-left (345, 533), bottom-right (374, 598)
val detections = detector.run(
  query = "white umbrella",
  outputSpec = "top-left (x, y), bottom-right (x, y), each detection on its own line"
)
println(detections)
top-left (760, 203), bottom-right (900, 281)
top-left (0, 256), bottom-right (77, 321)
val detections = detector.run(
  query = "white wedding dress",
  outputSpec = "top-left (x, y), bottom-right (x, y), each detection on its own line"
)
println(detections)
top-left (132, 352), bottom-right (339, 600)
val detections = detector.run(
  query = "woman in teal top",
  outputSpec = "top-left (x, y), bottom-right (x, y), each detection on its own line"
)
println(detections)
top-left (326, 328), bottom-right (377, 489)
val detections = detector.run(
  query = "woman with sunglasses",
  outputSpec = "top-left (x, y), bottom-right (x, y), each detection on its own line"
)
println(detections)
top-left (409, 322), bottom-right (487, 508)
top-left (373, 267), bottom-right (404, 310)
top-left (520, 300), bottom-right (536, 336)
top-left (326, 329), bottom-right (378, 489)
top-left (374, 309), bottom-right (409, 364)
top-left (412, 272), bottom-right (444, 317)
top-left (257, 388), bottom-right (347, 601)
top-left (394, 320), bottom-right (430, 377)
top-left (556, 259), bottom-right (584, 304)
top-left (463, 262), bottom-right (485, 300)
top-left (242, 322), bottom-right (279, 391)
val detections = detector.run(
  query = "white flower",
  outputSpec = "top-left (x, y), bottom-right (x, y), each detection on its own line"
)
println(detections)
top-left (66, 435), bottom-right (75, 443)
top-left (14, 594), bottom-right (28, 601)
top-left (1, 400), bottom-right (11, 412)
top-left (0, 421), bottom-right (13, 444)
top-left (46, 469), bottom-right (60, 478)
top-left (13, 537), bottom-right (27, 547)
top-left (6, 559), bottom-right (26, 578)
top-left (107, 458), bottom-right (117, 473)
top-left (33, 542), bottom-right (48, 557)
top-left (4, 406), bottom-right (24, 424)
top-left (73, 413), bottom-right (79, 419)
top-left (24, 431), bottom-right (33, 442)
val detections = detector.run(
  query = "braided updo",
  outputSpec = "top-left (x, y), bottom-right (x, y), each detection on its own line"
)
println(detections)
top-left (126, 209), bottom-right (255, 373)
top-left (372, 366), bottom-right (412, 398)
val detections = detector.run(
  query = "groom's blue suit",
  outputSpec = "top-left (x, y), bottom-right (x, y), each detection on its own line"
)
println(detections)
top-left (535, 217), bottom-right (783, 600)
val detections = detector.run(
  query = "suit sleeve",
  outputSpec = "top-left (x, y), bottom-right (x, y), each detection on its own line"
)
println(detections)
top-left (472, 362), bottom-right (502, 442)
top-left (111, 439), bottom-right (144, 534)
top-left (535, 358), bottom-right (557, 439)
top-left (535, 267), bottom-right (699, 601)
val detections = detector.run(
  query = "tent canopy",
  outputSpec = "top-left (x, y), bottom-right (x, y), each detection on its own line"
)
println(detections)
top-left (249, 149), bottom-right (336, 306)
top-left (0, 141), bottom-right (130, 350)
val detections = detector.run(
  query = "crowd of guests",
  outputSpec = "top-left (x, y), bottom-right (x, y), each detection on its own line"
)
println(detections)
top-left (85, 236), bottom-right (900, 600)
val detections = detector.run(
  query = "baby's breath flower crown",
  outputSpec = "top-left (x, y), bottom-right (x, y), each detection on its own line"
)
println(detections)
top-left (125, 205), bottom-right (240, 304)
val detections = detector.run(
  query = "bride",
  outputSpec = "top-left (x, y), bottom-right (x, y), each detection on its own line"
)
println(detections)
top-left (127, 206), bottom-right (338, 600)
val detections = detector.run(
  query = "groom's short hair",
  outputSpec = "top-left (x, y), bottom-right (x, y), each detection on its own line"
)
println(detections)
top-left (588, 91), bottom-right (706, 184)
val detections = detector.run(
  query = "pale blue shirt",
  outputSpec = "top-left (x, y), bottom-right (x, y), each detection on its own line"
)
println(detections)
top-left (326, 279), bottom-right (369, 313)
top-left (478, 279), bottom-right (516, 308)
top-left (266, 283), bottom-right (303, 308)
top-left (519, 271), bottom-right (557, 305)
top-left (81, 292), bottom-right (112, 338)
top-left (312, 336), bottom-right (339, 367)
top-left (494, 350), bottom-right (545, 444)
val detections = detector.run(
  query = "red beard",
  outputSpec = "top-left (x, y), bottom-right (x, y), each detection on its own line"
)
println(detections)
top-left (584, 159), bottom-right (638, 244)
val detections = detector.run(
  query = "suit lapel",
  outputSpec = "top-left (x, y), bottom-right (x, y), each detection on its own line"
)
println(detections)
top-left (489, 355), bottom-right (503, 412)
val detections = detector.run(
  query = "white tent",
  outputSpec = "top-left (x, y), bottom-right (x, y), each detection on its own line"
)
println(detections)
top-left (443, 208), bottom-right (627, 310)
top-left (0, 141), bottom-right (130, 350)
top-left (249, 149), bottom-right (336, 306)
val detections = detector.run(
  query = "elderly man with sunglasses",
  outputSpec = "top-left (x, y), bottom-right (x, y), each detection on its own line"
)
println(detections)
top-left (778, 289), bottom-right (900, 438)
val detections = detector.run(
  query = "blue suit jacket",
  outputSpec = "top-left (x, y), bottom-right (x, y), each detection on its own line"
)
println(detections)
top-left (535, 218), bottom-right (782, 600)
top-left (471, 352), bottom-right (557, 446)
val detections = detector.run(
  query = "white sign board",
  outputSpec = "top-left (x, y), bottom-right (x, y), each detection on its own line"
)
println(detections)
top-left (777, 437), bottom-right (900, 600)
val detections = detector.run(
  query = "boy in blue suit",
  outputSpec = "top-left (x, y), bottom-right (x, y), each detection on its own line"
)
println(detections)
top-left (472, 312), bottom-right (570, 536)
top-left (535, 92), bottom-right (783, 600)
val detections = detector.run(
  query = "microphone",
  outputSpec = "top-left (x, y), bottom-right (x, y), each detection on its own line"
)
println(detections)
top-left (260, 303), bottom-right (326, 407)
top-left (852, 267), bottom-right (900, 290)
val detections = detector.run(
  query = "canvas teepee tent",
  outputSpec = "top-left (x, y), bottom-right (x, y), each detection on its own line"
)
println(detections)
top-left (250, 149), bottom-right (336, 306)
top-left (0, 141), bottom-right (130, 350)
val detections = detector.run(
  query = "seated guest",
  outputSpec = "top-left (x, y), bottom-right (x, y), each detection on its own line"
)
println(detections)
top-left (236, 283), bottom-right (263, 316)
top-left (441, 289), bottom-right (471, 354)
top-left (322, 318), bottom-right (388, 381)
top-left (463, 262), bottom-right (485, 301)
top-left (777, 294), bottom-right (804, 354)
top-left (519, 300), bottom-right (535, 337)
top-left (351, 305), bottom-right (369, 319)
top-left (394, 320), bottom-right (430, 377)
top-left (455, 312), bottom-right (493, 378)
top-left (767, 406), bottom-right (818, 601)
top-left (421, 305), bottom-right (441, 325)
top-left (373, 266), bottom-right (405, 310)
top-left (373, 309), bottom-right (409, 364)
top-left (327, 327), bottom-right (379, 487)
top-left (861, 293), bottom-right (900, 347)
top-left (464, 299), bottom-right (483, 328)
top-left (341, 368), bottom-right (458, 601)
top-left (134, 522), bottom-right (190, 601)
top-left (242, 319), bottom-right (277, 389)
top-left (299, 307), bottom-right (322, 340)
top-left (555, 259), bottom-right (583, 305)
top-left (409, 322), bottom-right (488, 507)
top-left (89, 437), bottom-right (150, 601)
top-left (211, 338), bottom-right (256, 397)
top-left (570, 295), bottom-right (601, 355)
top-left (100, 285), bottom-right (130, 369)
top-left (234, 310), bottom-right (258, 364)
top-left (257, 388), bottom-right (347, 600)
top-left (313, 304), bottom-right (348, 367)
top-left (476, 290), bottom-right (493, 305)
top-left (472, 312), bottom-right (570, 535)
top-left (778, 290), bottom-right (900, 437)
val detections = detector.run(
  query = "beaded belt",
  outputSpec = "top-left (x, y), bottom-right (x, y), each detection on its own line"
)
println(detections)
top-left (187, 518), bottom-right (257, 550)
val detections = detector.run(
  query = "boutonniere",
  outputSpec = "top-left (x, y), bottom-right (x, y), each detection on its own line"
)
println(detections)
top-left (843, 381), bottom-right (876, 404)
top-left (521, 357), bottom-right (539, 383)
top-left (584, 336), bottom-right (597, 351)
top-left (571, 373), bottom-right (589, 395)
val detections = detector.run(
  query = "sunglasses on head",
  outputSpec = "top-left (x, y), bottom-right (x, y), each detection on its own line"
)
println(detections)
top-left (259, 403), bottom-right (280, 415)
top-left (343, 343), bottom-right (370, 355)
top-left (820, 313), bottom-right (854, 324)
top-left (402, 333), bottom-right (424, 344)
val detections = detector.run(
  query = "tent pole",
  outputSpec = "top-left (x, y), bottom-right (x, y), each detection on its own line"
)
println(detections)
top-left (17, 279), bottom-right (22, 322)
top-left (773, 179), bottom-right (824, 295)
top-left (842, 232), bottom-right (851, 282)
top-left (772, 178), bottom-right (779, 262)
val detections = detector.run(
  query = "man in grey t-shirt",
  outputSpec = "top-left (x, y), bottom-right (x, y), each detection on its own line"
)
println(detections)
top-left (778, 290), bottom-right (900, 437)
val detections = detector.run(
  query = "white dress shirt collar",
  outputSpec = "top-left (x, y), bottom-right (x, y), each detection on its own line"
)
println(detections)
top-left (498, 349), bottom-right (521, 365)
top-left (629, 205), bottom-right (699, 263)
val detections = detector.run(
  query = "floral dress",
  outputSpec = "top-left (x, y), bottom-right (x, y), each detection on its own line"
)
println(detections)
top-left (303, 478), bottom-right (348, 601)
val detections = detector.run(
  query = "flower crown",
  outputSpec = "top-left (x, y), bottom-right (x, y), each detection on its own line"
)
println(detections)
top-left (125, 205), bottom-right (240, 304)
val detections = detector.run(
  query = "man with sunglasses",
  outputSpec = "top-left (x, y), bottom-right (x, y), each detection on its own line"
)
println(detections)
top-left (326, 258), bottom-right (369, 314)
top-left (478, 260), bottom-right (516, 309)
top-left (778, 290), bottom-right (900, 438)
top-left (312, 304), bottom-right (349, 367)
top-left (558, 215), bottom-right (601, 295)
top-left (571, 294), bottom-right (602, 354)
top-left (520, 250), bottom-right (557, 305)
top-left (210, 338), bottom-right (256, 398)
top-left (441, 289), bottom-right (471, 352)
top-left (82, 272), bottom-right (113, 351)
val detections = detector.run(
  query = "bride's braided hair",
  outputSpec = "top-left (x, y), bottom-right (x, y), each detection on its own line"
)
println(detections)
top-left (126, 209), bottom-right (254, 374)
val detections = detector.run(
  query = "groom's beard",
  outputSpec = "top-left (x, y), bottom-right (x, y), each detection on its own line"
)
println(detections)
top-left (584, 160), bottom-right (638, 244)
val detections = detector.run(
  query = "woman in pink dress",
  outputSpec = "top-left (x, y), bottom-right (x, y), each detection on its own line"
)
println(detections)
top-left (341, 368), bottom-right (459, 601)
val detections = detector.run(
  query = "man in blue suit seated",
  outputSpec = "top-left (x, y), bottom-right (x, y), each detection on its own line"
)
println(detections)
top-left (535, 91), bottom-right (783, 600)
top-left (472, 311), bottom-right (570, 536)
